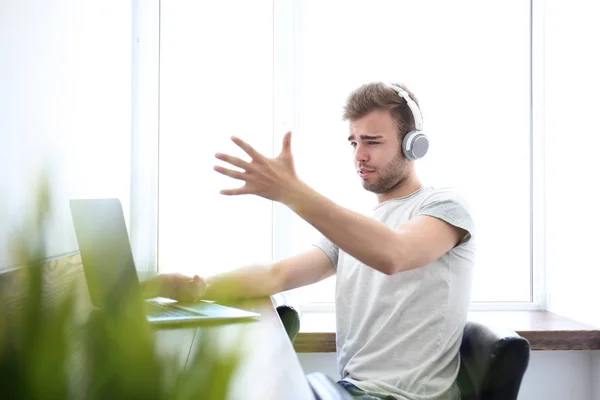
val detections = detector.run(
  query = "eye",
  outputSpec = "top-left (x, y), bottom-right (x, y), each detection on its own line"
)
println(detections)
top-left (350, 142), bottom-right (357, 148)
top-left (368, 141), bottom-right (380, 145)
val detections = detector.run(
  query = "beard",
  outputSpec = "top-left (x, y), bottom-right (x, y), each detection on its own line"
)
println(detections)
top-left (360, 149), bottom-right (408, 194)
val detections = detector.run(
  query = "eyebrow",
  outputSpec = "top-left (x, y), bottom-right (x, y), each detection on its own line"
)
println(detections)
top-left (347, 134), bottom-right (384, 141)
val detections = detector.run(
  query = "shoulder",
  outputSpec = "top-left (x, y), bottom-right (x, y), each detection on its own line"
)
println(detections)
top-left (415, 186), bottom-right (475, 244)
top-left (419, 186), bottom-right (471, 207)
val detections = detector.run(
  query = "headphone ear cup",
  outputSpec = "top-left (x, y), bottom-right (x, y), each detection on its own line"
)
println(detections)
top-left (402, 131), bottom-right (430, 161)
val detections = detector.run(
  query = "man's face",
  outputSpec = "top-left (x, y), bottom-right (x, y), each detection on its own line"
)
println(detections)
top-left (348, 109), bottom-right (409, 194)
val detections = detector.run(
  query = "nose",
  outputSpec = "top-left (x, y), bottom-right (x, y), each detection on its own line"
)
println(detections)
top-left (354, 143), bottom-right (369, 163)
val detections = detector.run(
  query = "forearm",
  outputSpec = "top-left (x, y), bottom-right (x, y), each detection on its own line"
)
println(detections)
top-left (284, 181), bottom-right (401, 274)
top-left (202, 263), bottom-right (282, 301)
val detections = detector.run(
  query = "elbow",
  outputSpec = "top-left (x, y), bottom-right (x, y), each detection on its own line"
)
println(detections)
top-left (379, 264), bottom-right (396, 275)
top-left (374, 235), bottom-right (409, 275)
top-left (381, 261), bottom-right (414, 275)
top-left (380, 261), bottom-right (402, 275)
top-left (380, 248), bottom-right (409, 275)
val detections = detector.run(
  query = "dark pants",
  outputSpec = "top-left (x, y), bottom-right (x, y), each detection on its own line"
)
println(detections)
top-left (337, 380), bottom-right (397, 400)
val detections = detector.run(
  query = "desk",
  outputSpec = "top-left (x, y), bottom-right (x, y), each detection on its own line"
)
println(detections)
top-left (155, 297), bottom-right (315, 400)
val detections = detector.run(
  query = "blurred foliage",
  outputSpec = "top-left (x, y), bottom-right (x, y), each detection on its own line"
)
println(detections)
top-left (0, 172), bottom-right (243, 399)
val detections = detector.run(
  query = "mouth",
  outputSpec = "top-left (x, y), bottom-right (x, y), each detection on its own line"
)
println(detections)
top-left (358, 168), bottom-right (375, 178)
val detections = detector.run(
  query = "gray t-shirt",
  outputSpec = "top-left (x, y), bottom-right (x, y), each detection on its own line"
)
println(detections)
top-left (314, 186), bottom-right (476, 400)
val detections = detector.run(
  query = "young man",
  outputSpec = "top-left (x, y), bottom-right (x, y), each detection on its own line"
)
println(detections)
top-left (143, 82), bottom-right (475, 400)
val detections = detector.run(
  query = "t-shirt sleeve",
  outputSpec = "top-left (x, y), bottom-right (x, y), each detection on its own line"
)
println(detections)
top-left (312, 235), bottom-right (339, 270)
top-left (416, 188), bottom-right (475, 246)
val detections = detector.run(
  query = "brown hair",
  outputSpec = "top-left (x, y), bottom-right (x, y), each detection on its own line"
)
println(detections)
top-left (342, 82), bottom-right (420, 139)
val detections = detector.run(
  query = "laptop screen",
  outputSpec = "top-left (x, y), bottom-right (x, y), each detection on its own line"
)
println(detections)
top-left (69, 198), bottom-right (143, 312)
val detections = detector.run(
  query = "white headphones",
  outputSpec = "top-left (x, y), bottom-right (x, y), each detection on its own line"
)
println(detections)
top-left (387, 84), bottom-right (429, 161)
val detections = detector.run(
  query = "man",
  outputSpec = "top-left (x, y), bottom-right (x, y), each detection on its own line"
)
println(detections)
top-left (143, 82), bottom-right (475, 400)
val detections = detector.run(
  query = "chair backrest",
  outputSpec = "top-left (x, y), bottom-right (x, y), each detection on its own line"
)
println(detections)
top-left (457, 321), bottom-right (531, 400)
top-left (276, 305), bottom-right (301, 343)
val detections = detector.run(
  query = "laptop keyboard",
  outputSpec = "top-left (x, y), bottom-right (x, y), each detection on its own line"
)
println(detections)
top-left (146, 302), bottom-right (203, 317)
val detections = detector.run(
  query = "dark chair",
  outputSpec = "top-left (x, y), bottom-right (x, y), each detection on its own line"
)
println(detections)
top-left (457, 321), bottom-right (531, 400)
top-left (276, 304), bottom-right (301, 343)
top-left (273, 292), bottom-right (301, 343)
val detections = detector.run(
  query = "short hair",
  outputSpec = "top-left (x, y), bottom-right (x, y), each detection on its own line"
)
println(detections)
top-left (342, 82), bottom-right (420, 138)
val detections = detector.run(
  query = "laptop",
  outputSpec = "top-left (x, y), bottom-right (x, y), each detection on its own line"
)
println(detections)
top-left (69, 198), bottom-right (260, 326)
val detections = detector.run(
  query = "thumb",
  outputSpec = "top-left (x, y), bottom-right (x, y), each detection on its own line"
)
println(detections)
top-left (182, 275), bottom-right (206, 302)
top-left (281, 131), bottom-right (292, 155)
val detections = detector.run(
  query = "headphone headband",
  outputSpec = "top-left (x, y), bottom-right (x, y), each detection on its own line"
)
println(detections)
top-left (386, 83), bottom-right (429, 161)
top-left (387, 84), bottom-right (423, 131)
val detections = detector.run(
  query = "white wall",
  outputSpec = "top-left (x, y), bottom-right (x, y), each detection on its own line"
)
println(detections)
top-left (298, 351), bottom-right (595, 400)
top-left (0, 0), bottom-right (132, 268)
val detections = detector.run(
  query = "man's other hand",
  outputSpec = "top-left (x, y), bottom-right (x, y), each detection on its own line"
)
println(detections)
top-left (141, 273), bottom-right (206, 303)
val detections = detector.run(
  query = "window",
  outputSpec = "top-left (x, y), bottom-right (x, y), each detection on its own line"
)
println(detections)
top-left (158, 0), bottom-right (274, 275)
top-left (155, 0), bottom-right (537, 309)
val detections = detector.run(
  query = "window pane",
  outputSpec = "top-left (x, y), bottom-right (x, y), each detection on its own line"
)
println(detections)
top-left (284, 0), bottom-right (531, 303)
top-left (158, 1), bottom-right (274, 277)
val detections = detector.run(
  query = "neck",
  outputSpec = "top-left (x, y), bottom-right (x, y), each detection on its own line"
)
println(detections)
top-left (375, 172), bottom-right (422, 203)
